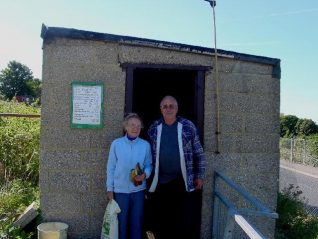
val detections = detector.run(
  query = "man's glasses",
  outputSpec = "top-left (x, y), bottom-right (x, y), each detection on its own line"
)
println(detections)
top-left (160, 104), bottom-right (177, 110)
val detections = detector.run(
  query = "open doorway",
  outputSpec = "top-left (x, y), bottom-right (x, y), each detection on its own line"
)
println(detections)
top-left (124, 64), bottom-right (207, 238)
top-left (124, 64), bottom-right (206, 141)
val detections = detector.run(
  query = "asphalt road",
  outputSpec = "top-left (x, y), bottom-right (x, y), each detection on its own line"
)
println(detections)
top-left (279, 160), bottom-right (318, 215)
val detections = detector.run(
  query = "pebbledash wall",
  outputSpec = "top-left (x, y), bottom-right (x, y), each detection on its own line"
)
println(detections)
top-left (40, 25), bottom-right (281, 239)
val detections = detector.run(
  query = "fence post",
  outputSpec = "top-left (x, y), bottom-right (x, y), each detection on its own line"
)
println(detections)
top-left (290, 138), bottom-right (293, 162)
top-left (302, 139), bottom-right (305, 165)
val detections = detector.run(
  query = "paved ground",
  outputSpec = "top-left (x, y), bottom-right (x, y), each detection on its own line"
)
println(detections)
top-left (280, 160), bottom-right (318, 216)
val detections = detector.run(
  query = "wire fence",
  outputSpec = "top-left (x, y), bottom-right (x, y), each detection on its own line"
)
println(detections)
top-left (280, 138), bottom-right (318, 167)
top-left (280, 138), bottom-right (318, 217)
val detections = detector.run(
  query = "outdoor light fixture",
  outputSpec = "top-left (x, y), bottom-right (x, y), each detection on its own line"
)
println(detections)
top-left (204, 0), bottom-right (216, 7)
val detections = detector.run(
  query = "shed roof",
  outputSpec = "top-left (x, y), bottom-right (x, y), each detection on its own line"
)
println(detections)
top-left (41, 24), bottom-right (280, 78)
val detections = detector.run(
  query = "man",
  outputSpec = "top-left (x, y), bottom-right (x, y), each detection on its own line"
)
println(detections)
top-left (147, 95), bottom-right (205, 239)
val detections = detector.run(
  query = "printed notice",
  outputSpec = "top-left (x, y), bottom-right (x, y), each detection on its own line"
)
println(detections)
top-left (71, 82), bottom-right (103, 128)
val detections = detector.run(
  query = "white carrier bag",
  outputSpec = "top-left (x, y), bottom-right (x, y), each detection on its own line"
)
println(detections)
top-left (101, 199), bottom-right (121, 239)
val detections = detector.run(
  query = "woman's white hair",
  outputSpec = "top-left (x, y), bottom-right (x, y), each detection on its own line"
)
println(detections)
top-left (123, 113), bottom-right (143, 129)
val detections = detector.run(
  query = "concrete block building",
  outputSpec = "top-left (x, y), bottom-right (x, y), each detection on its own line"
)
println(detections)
top-left (40, 24), bottom-right (280, 238)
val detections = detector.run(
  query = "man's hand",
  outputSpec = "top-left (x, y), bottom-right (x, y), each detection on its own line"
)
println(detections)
top-left (194, 178), bottom-right (203, 190)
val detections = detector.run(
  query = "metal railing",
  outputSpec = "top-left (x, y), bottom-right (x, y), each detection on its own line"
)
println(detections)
top-left (212, 171), bottom-right (278, 239)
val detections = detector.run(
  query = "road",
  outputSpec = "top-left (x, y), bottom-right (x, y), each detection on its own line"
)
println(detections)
top-left (280, 160), bottom-right (318, 215)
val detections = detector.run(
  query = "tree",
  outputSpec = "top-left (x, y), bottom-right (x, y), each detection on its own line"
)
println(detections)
top-left (0, 61), bottom-right (34, 100)
top-left (280, 115), bottom-right (299, 137)
top-left (295, 119), bottom-right (318, 136)
top-left (26, 78), bottom-right (42, 98)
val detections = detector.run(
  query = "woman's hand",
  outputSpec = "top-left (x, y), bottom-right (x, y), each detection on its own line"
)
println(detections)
top-left (134, 173), bottom-right (146, 184)
top-left (106, 191), bottom-right (114, 200)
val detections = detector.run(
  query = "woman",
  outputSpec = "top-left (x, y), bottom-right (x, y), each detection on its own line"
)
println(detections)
top-left (106, 113), bottom-right (152, 239)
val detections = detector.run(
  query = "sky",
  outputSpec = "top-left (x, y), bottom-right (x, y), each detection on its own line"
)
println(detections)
top-left (0, 0), bottom-right (317, 123)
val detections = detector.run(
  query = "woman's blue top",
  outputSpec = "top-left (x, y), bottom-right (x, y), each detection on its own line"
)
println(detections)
top-left (106, 135), bottom-right (152, 193)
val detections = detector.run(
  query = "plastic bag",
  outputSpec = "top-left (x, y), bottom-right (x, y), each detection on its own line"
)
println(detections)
top-left (101, 199), bottom-right (121, 239)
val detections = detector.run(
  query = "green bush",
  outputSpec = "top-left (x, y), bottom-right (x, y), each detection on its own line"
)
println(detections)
top-left (0, 100), bottom-right (40, 238)
top-left (0, 100), bottom-right (40, 184)
top-left (307, 134), bottom-right (318, 166)
top-left (275, 184), bottom-right (318, 239)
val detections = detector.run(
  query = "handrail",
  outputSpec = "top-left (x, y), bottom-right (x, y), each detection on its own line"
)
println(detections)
top-left (212, 171), bottom-right (278, 239)
top-left (214, 191), bottom-right (278, 219)
top-left (214, 171), bottom-right (276, 214)
top-left (234, 214), bottom-right (265, 239)
top-left (238, 208), bottom-right (278, 219)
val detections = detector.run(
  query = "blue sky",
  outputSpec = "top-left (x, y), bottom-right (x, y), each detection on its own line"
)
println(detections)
top-left (0, 0), bottom-right (317, 123)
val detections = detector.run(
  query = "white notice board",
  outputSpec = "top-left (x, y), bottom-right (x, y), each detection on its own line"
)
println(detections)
top-left (71, 82), bottom-right (103, 128)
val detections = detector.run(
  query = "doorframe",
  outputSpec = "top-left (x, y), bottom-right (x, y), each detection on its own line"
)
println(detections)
top-left (122, 63), bottom-right (210, 141)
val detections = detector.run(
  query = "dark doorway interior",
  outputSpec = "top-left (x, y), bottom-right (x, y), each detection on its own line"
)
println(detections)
top-left (131, 68), bottom-right (197, 140)
top-left (125, 66), bottom-right (204, 238)
top-left (126, 67), bottom-right (204, 239)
